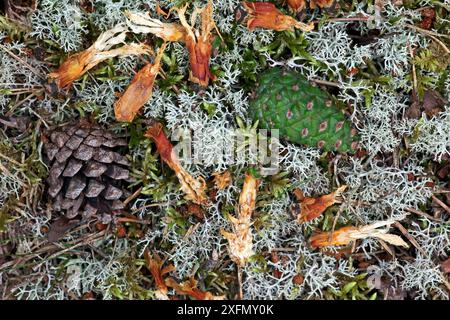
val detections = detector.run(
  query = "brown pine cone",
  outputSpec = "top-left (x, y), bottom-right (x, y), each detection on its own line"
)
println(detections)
top-left (43, 118), bottom-right (132, 224)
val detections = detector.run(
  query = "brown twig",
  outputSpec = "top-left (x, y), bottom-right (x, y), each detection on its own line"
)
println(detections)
top-left (131, 202), bottom-right (172, 214)
top-left (123, 186), bottom-right (143, 206)
top-left (378, 239), bottom-right (395, 257)
top-left (237, 265), bottom-right (243, 300)
top-left (393, 221), bottom-right (426, 256)
top-left (405, 24), bottom-right (450, 54)
top-left (431, 195), bottom-right (450, 215)
top-left (0, 44), bottom-right (45, 80)
top-left (407, 42), bottom-right (418, 94)
top-left (313, 16), bottom-right (371, 24)
top-left (116, 216), bottom-right (151, 225)
top-left (329, 202), bottom-right (346, 242)
top-left (310, 78), bottom-right (341, 88)
top-left (0, 229), bottom-right (106, 272)
top-left (404, 207), bottom-right (443, 222)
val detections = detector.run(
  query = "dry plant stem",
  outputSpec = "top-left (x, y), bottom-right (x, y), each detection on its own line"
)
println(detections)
top-left (125, 11), bottom-right (186, 42)
top-left (38, 230), bottom-right (107, 266)
top-left (116, 217), bottom-right (151, 225)
top-left (177, 1), bottom-right (216, 87)
top-left (0, 151), bottom-right (23, 166)
top-left (408, 42), bottom-right (418, 93)
top-left (431, 195), bottom-right (450, 215)
top-left (314, 16), bottom-right (371, 24)
top-left (131, 202), bottom-right (173, 214)
top-left (237, 265), bottom-right (243, 300)
top-left (145, 122), bottom-right (208, 205)
top-left (405, 24), bottom-right (450, 39)
top-left (310, 78), bottom-right (341, 87)
top-left (433, 189), bottom-right (450, 194)
top-left (222, 173), bottom-right (259, 267)
top-left (310, 220), bottom-right (409, 248)
top-left (49, 25), bottom-right (152, 88)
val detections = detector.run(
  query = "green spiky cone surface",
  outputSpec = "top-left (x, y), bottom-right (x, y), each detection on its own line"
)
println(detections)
top-left (249, 68), bottom-right (358, 152)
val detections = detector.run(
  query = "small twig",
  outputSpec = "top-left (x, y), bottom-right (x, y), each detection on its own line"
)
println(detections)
top-left (38, 230), bottom-right (107, 265)
top-left (393, 221), bottom-right (426, 256)
top-left (0, 151), bottom-right (22, 166)
top-left (433, 189), bottom-right (450, 194)
top-left (313, 16), bottom-right (371, 24)
top-left (329, 202), bottom-right (346, 242)
top-left (237, 265), bottom-right (243, 300)
top-left (405, 24), bottom-right (450, 39)
top-left (116, 216), bottom-right (151, 225)
top-left (270, 247), bottom-right (296, 252)
top-left (0, 229), bottom-right (106, 272)
top-left (123, 186), bottom-right (142, 205)
top-left (310, 78), bottom-right (341, 88)
top-left (0, 44), bottom-right (45, 80)
top-left (7, 92), bottom-right (40, 116)
top-left (404, 207), bottom-right (442, 222)
top-left (427, 34), bottom-right (450, 54)
top-left (407, 42), bottom-right (418, 94)
top-left (431, 195), bottom-right (450, 215)
top-left (405, 24), bottom-right (450, 54)
top-left (131, 201), bottom-right (172, 214)
top-left (378, 239), bottom-right (395, 257)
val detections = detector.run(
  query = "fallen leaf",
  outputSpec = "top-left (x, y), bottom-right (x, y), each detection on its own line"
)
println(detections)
top-left (114, 43), bottom-right (167, 122)
top-left (406, 89), bottom-right (448, 119)
top-left (145, 121), bottom-right (208, 205)
top-left (49, 24), bottom-right (152, 88)
top-left (165, 277), bottom-right (225, 300)
top-left (295, 185), bottom-right (347, 224)
top-left (222, 173), bottom-right (259, 266)
top-left (240, 2), bottom-right (314, 32)
top-left (310, 220), bottom-right (409, 249)
top-left (422, 89), bottom-right (448, 118)
top-left (176, 0), bottom-right (217, 87)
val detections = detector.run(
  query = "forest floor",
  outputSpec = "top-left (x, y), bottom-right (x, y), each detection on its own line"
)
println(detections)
top-left (0, 0), bottom-right (449, 300)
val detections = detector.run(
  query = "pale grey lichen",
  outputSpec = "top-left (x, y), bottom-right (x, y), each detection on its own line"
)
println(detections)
top-left (31, 0), bottom-right (87, 52)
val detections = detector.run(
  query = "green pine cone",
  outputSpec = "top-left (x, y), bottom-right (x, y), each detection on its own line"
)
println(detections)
top-left (249, 68), bottom-right (358, 153)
